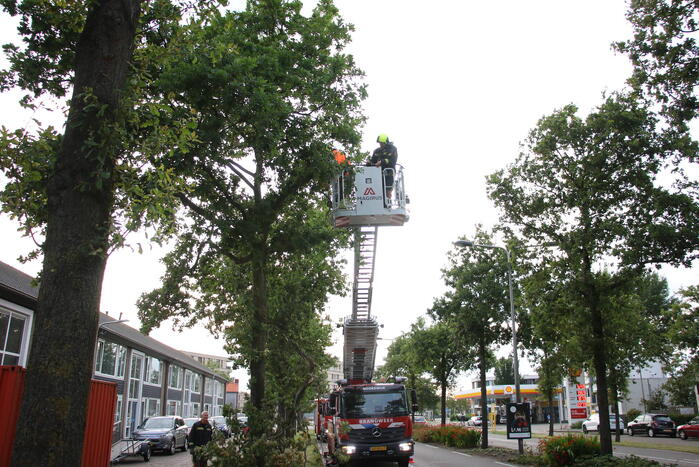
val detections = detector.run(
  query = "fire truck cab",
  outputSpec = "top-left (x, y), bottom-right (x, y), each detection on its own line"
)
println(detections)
top-left (326, 378), bottom-right (417, 467)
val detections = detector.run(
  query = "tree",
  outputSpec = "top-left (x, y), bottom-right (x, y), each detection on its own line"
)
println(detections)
top-left (487, 93), bottom-right (698, 454)
top-left (614, 0), bottom-right (699, 125)
top-left (434, 227), bottom-right (511, 448)
top-left (407, 318), bottom-right (472, 427)
top-left (0, 1), bottom-right (221, 462)
top-left (662, 285), bottom-right (699, 408)
top-left (494, 357), bottom-right (518, 385)
top-left (0, 1), bottom-right (147, 464)
top-left (135, 0), bottom-right (366, 447)
top-left (518, 263), bottom-right (571, 437)
top-left (375, 333), bottom-right (440, 412)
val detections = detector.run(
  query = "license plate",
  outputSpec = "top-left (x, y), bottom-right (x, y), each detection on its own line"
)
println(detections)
top-left (370, 446), bottom-right (387, 452)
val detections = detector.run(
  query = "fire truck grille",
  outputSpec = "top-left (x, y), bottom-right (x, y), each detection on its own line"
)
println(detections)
top-left (349, 427), bottom-right (405, 444)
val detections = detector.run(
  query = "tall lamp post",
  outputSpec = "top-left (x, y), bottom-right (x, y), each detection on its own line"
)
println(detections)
top-left (454, 239), bottom-right (523, 454)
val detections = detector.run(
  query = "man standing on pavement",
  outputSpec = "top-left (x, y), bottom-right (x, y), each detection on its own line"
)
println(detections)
top-left (188, 411), bottom-right (213, 467)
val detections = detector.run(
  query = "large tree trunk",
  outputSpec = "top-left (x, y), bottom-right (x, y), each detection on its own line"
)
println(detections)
top-left (479, 342), bottom-right (488, 449)
top-left (250, 252), bottom-right (269, 423)
top-left (11, 1), bottom-right (141, 465)
top-left (590, 299), bottom-right (612, 454)
top-left (440, 380), bottom-right (447, 426)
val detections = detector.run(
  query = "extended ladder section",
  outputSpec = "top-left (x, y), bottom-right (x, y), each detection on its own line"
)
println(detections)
top-left (342, 226), bottom-right (380, 382)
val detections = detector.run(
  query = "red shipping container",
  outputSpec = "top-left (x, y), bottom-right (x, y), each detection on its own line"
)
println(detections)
top-left (0, 366), bottom-right (26, 467)
top-left (81, 379), bottom-right (117, 467)
top-left (0, 366), bottom-right (116, 467)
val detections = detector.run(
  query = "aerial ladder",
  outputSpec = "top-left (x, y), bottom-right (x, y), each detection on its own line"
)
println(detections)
top-left (331, 164), bottom-right (409, 383)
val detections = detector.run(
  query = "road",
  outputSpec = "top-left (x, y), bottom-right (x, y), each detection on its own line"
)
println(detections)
top-left (114, 449), bottom-right (193, 466)
top-left (112, 430), bottom-right (699, 467)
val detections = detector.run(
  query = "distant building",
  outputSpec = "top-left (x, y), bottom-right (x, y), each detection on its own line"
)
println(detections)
top-left (225, 379), bottom-right (241, 409)
top-left (0, 260), bottom-right (228, 445)
top-left (326, 364), bottom-right (343, 392)
top-left (181, 351), bottom-right (232, 373)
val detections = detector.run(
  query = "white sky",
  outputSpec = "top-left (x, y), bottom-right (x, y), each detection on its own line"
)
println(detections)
top-left (1, 1), bottom-right (696, 394)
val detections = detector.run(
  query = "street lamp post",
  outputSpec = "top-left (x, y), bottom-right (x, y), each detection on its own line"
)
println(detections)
top-left (454, 240), bottom-right (523, 454)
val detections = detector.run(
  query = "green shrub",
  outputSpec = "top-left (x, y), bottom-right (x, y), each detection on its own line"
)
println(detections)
top-left (570, 421), bottom-right (583, 429)
top-left (538, 434), bottom-right (601, 466)
top-left (413, 425), bottom-right (481, 448)
top-left (671, 413), bottom-right (697, 425)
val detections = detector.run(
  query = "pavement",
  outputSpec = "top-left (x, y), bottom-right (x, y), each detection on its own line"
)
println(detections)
top-left (113, 449), bottom-right (193, 466)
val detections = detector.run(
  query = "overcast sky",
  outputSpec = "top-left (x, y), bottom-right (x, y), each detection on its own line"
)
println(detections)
top-left (1, 1), bottom-right (696, 394)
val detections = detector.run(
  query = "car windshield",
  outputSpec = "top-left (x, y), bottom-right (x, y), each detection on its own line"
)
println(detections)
top-left (212, 416), bottom-right (227, 425)
top-left (141, 418), bottom-right (173, 429)
top-left (654, 416), bottom-right (672, 422)
top-left (342, 388), bottom-right (409, 418)
top-left (184, 418), bottom-right (198, 427)
top-left (414, 416), bottom-right (426, 422)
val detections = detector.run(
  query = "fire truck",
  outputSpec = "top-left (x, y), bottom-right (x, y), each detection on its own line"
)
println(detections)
top-left (320, 164), bottom-right (415, 466)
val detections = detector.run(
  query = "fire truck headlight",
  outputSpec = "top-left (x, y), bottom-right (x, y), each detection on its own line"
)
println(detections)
top-left (398, 442), bottom-right (412, 452)
top-left (341, 445), bottom-right (357, 455)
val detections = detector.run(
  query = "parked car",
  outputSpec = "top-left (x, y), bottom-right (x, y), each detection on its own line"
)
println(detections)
top-left (627, 413), bottom-right (676, 437)
top-left (582, 413), bottom-right (625, 434)
top-left (677, 417), bottom-right (699, 440)
top-left (183, 417), bottom-right (199, 435)
top-left (467, 416), bottom-right (482, 427)
top-left (211, 415), bottom-right (231, 438)
top-left (132, 416), bottom-right (189, 454)
top-left (413, 415), bottom-right (427, 426)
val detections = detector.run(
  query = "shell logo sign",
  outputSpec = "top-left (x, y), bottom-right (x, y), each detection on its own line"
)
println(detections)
top-left (505, 385), bottom-right (513, 394)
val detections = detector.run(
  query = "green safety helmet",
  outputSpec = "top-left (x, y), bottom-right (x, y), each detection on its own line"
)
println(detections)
top-left (377, 134), bottom-right (390, 143)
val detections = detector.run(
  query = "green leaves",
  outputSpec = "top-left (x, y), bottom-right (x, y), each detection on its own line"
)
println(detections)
top-left (614, 0), bottom-right (699, 125)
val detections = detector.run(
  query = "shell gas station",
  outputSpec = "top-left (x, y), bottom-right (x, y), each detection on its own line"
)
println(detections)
top-left (455, 383), bottom-right (566, 424)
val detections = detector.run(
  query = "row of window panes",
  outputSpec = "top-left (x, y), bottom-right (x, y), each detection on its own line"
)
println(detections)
top-left (0, 310), bottom-right (26, 365)
top-left (96, 340), bottom-right (222, 396)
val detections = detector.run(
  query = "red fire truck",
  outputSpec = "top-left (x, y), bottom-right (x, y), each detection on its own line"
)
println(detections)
top-left (322, 377), bottom-right (416, 466)
top-left (323, 166), bottom-right (413, 465)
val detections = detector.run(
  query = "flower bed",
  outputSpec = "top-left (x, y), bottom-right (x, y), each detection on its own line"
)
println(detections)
top-left (538, 434), bottom-right (601, 466)
top-left (413, 425), bottom-right (481, 449)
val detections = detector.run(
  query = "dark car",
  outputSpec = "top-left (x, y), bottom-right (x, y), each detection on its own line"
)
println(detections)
top-left (678, 417), bottom-right (699, 440)
top-left (627, 413), bottom-right (676, 438)
top-left (211, 415), bottom-right (231, 438)
top-left (132, 416), bottom-right (189, 454)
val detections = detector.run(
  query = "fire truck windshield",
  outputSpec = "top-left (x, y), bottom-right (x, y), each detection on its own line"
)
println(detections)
top-left (341, 388), bottom-right (409, 418)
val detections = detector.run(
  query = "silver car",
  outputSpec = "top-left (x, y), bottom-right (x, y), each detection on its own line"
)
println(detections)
top-left (582, 413), bottom-right (625, 434)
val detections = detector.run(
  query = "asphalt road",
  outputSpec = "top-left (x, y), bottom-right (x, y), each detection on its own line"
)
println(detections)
top-left (112, 427), bottom-right (699, 467)
top-left (113, 449), bottom-right (193, 466)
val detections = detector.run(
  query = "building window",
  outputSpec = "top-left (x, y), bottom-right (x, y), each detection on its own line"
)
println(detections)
top-left (169, 364), bottom-right (183, 389)
top-left (0, 309), bottom-right (26, 365)
top-left (192, 403), bottom-right (200, 416)
top-left (192, 374), bottom-right (201, 393)
top-left (115, 394), bottom-right (123, 425)
top-left (95, 339), bottom-right (126, 378)
top-left (205, 378), bottom-right (212, 396)
top-left (166, 400), bottom-right (182, 416)
top-left (145, 357), bottom-right (162, 385)
top-left (143, 398), bottom-right (161, 417)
